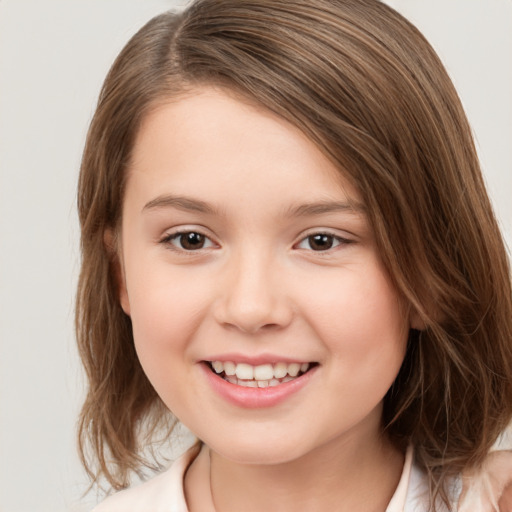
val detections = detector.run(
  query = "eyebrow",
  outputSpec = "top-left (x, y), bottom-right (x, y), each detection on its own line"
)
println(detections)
top-left (285, 200), bottom-right (366, 217)
top-left (142, 194), bottom-right (219, 215)
top-left (142, 194), bottom-right (365, 218)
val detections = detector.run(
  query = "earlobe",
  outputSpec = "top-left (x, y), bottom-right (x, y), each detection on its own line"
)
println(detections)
top-left (409, 309), bottom-right (425, 331)
top-left (118, 273), bottom-right (131, 317)
top-left (104, 229), bottom-right (131, 316)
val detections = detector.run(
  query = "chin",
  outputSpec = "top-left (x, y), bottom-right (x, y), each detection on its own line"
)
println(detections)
top-left (201, 430), bottom-right (316, 466)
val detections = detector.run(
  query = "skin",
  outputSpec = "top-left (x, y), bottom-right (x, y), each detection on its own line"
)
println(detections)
top-left (115, 87), bottom-right (413, 511)
top-left (459, 451), bottom-right (512, 512)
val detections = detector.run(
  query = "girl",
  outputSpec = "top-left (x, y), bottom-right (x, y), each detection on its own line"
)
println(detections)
top-left (76, 1), bottom-right (512, 510)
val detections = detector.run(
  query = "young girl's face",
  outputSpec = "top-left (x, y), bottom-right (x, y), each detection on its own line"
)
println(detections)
top-left (117, 87), bottom-right (410, 465)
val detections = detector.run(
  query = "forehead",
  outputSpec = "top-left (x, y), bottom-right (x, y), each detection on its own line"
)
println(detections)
top-left (127, 87), bottom-right (362, 213)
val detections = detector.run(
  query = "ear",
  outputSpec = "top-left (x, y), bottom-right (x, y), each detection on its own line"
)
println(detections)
top-left (409, 309), bottom-right (425, 331)
top-left (104, 229), bottom-right (131, 316)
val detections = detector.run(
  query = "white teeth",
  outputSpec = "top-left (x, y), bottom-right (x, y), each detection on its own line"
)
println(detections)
top-left (212, 361), bottom-right (224, 373)
top-left (210, 360), bottom-right (312, 385)
top-left (235, 363), bottom-right (254, 380)
top-left (273, 362), bottom-right (288, 379)
top-left (224, 361), bottom-right (236, 376)
top-left (288, 363), bottom-right (301, 377)
top-left (254, 364), bottom-right (274, 380)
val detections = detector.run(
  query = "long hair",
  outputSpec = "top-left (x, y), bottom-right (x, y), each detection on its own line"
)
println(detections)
top-left (76, 0), bottom-right (512, 505)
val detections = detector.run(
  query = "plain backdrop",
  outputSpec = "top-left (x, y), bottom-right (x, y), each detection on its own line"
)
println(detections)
top-left (0, 1), bottom-right (511, 511)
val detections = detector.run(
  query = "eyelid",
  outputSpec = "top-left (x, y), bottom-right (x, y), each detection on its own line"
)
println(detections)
top-left (159, 226), bottom-right (219, 252)
top-left (293, 229), bottom-right (354, 251)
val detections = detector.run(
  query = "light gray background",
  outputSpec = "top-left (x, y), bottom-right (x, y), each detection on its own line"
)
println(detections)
top-left (0, 1), bottom-right (511, 511)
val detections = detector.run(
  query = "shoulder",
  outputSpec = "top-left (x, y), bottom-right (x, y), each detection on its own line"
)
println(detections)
top-left (91, 443), bottom-right (201, 512)
top-left (500, 485), bottom-right (512, 512)
top-left (404, 449), bottom-right (512, 512)
top-left (458, 450), bottom-right (512, 512)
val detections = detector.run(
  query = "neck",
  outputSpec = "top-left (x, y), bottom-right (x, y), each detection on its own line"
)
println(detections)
top-left (186, 425), bottom-right (404, 512)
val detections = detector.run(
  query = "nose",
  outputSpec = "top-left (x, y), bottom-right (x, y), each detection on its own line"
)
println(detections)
top-left (213, 249), bottom-right (293, 334)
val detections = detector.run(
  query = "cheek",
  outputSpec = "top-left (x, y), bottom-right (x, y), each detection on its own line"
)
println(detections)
top-left (306, 266), bottom-right (406, 339)
top-left (125, 263), bottom-right (211, 372)
top-left (128, 285), bottom-right (207, 411)
top-left (305, 265), bottom-right (408, 389)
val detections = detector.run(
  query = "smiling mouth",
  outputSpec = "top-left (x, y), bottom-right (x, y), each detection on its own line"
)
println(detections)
top-left (206, 360), bottom-right (318, 388)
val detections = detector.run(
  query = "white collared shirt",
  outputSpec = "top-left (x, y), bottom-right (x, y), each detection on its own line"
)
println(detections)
top-left (92, 444), bottom-right (511, 511)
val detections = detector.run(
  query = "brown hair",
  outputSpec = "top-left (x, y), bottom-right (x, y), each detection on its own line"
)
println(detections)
top-left (76, 0), bottom-right (512, 506)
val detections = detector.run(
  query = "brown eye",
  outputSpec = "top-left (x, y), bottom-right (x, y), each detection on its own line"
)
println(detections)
top-left (296, 232), bottom-right (350, 252)
top-left (307, 234), bottom-right (335, 251)
top-left (164, 231), bottom-right (214, 251)
top-left (179, 232), bottom-right (206, 250)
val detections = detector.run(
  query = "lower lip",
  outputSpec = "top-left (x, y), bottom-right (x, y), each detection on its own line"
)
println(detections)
top-left (200, 363), bottom-right (317, 409)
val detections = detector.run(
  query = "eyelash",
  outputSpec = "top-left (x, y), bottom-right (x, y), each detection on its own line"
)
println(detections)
top-left (295, 232), bottom-right (353, 252)
top-left (160, 230), bottom-right (352, 253)
top-left (160, 230), bottom-right (216, 251)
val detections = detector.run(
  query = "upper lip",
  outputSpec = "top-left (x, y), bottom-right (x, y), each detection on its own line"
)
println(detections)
top-left (202, 353), bottom-right (316, 366)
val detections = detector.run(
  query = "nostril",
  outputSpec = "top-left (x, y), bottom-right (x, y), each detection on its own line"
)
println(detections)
top-left (213, 277), bottom-right (294, 333)
top-left (261, 323), bottom-right (280, 330)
